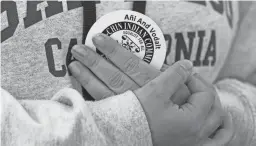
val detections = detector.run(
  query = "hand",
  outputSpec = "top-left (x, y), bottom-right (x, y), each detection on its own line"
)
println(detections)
top-left (188, 73), bottom-right (233, 146)
top-left (133, 60), bottom-right (230, 146)
top-left (69, 33), bottom-right (233, 145)
top-left (69, 33), bottom-right (190, 104)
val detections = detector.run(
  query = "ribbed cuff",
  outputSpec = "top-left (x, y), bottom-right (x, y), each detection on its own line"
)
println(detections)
top-left (215, 79), bottom-right (256, 146)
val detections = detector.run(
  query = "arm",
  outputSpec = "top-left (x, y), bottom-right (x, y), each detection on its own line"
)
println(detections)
top-left (216, 2), bottom-right (256, 85)
top-left (2, 60), bottom-right (228, 146)
top-left (214, 3), bottom-right (256, 145)
top-left (1, 88), bottom-right (152, 146)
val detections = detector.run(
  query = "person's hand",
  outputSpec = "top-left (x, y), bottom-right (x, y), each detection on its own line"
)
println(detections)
top-left (194, 73), bottom-right (234, 144)
top-left (134, 60), bottom-right (233, 146)
top-left (69, 33), bottom-right (190, 104)
top-left (69, 33), bottom-right (233, 145)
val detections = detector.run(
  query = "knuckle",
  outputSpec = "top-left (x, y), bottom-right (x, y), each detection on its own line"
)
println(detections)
top-left (123, 57), bottom-right (139, 74)
top-left (107, 45), bottom-right (118, 59)
top-left (174, 68), bottom-right (186, 82)
top-left (87, 55), bottom-right (100, 68)
top-left (80, 48), bottom-right (100, 68)
top-left (108, 71), bottom-right (125, 89)
top-left (174, 62), bottom-right (191, 81)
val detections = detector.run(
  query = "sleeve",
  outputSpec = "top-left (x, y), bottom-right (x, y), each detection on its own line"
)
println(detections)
top-left (0, 88), bottom-right (152, 146)
top-left (217, 2), bottom-right (256, 85)
top-left (215, 79), bottom-right (256, 146)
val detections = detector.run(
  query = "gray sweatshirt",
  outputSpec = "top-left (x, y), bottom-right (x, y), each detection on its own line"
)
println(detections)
top-left (1, 1), bottom-right (256, 146)
top-left (1, 89), bottom-right (152, 146)
top-left (1, 1), bottom-right (240, 100)
top-left (1, 78), bottom-right (256, 146)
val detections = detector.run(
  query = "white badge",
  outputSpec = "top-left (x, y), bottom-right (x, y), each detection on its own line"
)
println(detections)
top-left (85, 10), bottom-right (166, 70)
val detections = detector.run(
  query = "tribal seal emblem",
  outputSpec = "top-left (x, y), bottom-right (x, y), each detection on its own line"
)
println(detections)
top-left (85, 10), bottom-right (166, 70)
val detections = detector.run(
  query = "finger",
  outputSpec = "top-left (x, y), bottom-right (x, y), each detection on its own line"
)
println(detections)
top-left (172, 84), bottom-right (191, 105)
top-left (187, 73), bottom-right (218, 106)
top-left (186, 73), bottom-right (209, 94)
top-left (182, 92), bottom-right (215, 117)
top-left (135, 60), bottom-right (193, 101)
top-left (160, 64), bottom-right (169, 72)
top-left (193, 73), bottom-right (216, 95)
top-left (71, 45), bottom-right (139, 93)
top-left (210, 112), bottom-right (233, 145)
top-left (194, 73), bottom-right (232, 144)
top-left (190, 73), bottom-right (223, 110)
top-left (92, 33), bottom-right (160, 86)
top-left (199, 107), bottom-right (222, 138)
top-left (69, 61), bottom-right (115, 100)
top-left (162, 64), bottom-right (191, 104)
top-left (189, 73), bottom-right (221, 108)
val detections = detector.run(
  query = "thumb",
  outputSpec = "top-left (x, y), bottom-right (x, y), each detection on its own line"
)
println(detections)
top-left (134, 60), bottom-right (193, 102)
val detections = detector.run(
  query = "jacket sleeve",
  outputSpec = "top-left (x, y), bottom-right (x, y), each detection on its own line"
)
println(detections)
top-left (215, 79), bottom-right (256, 146)
top-left (1, 88), bottom-right (152, 146)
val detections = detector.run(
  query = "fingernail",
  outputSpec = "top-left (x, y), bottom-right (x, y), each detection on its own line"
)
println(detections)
top-left (180, 60), bottom-right (193, 72)
top-left (92, 33), bottom-right (105, 46)
top-left (68, 61), bottom-right (80, 76)
top-left (71, 45), bottom-right (88, 58)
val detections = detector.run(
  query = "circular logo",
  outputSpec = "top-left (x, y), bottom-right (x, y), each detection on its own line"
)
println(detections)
top-left (85, 10), bottom-right (166, 70)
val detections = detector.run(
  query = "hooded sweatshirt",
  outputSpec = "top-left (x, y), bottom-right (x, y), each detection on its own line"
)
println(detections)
top-left (1, 1), bottom-right (240, 100)
top-left (1, 1), bottom-right (256, 146)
